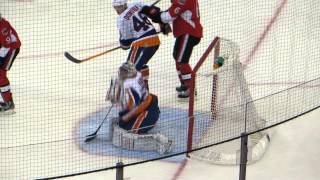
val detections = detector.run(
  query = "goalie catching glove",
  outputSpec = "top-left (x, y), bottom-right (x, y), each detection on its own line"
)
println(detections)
top-left (106, 77), bottom-right (124, 105)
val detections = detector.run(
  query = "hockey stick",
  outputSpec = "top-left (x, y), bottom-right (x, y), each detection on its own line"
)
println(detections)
top-left (151, 0), bottom-right (161, 6)
top-left (64, 46), bottom-right (121, 64)
top-left (84, 104), bottom-right (114, 143)
top-left (64, 0), bottom-right (161, 64)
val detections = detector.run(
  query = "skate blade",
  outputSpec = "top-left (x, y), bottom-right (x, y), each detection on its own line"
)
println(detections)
top-left (177, 97), bottom-right (189, 102)
top-left (176, 95), bottom-right (197, 102)
top-left (0, 109), bottom-right (16, 116)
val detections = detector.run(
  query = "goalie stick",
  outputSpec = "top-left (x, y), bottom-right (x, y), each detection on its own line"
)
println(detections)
top-left (85, 104), bottom-right (114, 143)
top-left (64, 0), bottom-right (162, 64)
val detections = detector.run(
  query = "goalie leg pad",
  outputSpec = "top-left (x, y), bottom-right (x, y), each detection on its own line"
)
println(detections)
top-left (112, 125), bottom-right (173, 154)
top-left (112, 125), bottom-right (158, 152)
top-left (106, 117), bottom-right (119, 141)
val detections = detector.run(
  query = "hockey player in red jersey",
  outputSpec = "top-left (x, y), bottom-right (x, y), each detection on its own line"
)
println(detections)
top-left (142, 0), bottom-right (203, 98)
top-left (0, 14), bottom-right (21, 113)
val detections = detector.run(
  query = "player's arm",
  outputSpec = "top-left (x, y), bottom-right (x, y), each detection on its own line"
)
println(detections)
top-left (160, 0), bottom-right (188, 23)
top-left (120, 95), bottom-right (153, 123)
top-left (1, 20), bottom-right (21, 49)
top-left (0, 46), bottom-right (10, 58)
top-left (117, 20), bottom-right (134, 50)
top-left (0, 35), bottom-right (11, 58)
top-left (119, 84), bottom-right (153, 122)
top-left (140, 5), bottom-right (172, 35)
top-left (9, 28), bottom-right (21, 49)
top-left (119, 31), bottom-right (133, 50)
top-left (141, 0), bottom-right (187, 23)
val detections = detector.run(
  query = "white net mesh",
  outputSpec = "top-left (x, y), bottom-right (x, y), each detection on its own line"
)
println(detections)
top-left (190, 38), bottom-right (270, 165)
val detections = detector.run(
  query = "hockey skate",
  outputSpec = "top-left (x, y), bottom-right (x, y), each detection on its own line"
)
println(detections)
top-left (176, 85), bottom-right (197, 100)
top-left (0, 100), bottom-right (15, 115)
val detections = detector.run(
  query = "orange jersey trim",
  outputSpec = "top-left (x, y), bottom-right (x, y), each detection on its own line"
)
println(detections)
top-left (129, 46), bottom-right (139, 63)
top-left (122, 94), bottom-right (153, 122)
top-left (132, 111), bottom-right (148, 134)
top-left (131, 35), bottom-right (160, 48)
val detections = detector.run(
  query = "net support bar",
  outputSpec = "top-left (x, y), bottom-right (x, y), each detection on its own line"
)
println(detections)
top-left (116, 162), bottom-right (124, 180)
top-left (239, 133), bottom-right (248, 180)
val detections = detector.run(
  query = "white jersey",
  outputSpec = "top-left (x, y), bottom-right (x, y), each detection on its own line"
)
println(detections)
top-left (116, 2), bottom-right (157, 47)
top-left (122, 72), bottom-right (148, 108)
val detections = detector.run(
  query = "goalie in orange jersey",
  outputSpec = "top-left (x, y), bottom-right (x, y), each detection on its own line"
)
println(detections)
top-left (106, 62), bottom-right (160, 134)
top-left (106, 62), bottom-right (172, 154)
top-left (0, 14), bottom-right (21, 113)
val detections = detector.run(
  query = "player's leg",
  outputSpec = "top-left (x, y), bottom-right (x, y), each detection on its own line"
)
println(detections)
top-left (140, 65), bottom-right (150, 89)
top-left (0, 48), bottom-right (19, 112)
top-left (118, 95), bottom-right (160, 134)
top-left (128, 45), bottom-right (159, 89)
top-left (128, 109), bottom-right (158, 134)
top-left (136, 94), bottom-right (160, 134)
top-left (0, 72), bottom-right (15, 112)
top-left (173, 35), bottom-right (200, 98)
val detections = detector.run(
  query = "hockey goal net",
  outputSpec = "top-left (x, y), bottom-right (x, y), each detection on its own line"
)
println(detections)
top-left (188, 37), bottom-right (270, 165)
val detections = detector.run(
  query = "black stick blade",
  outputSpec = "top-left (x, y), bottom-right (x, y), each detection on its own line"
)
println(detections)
top-left (84, 134), bottom-right (97, 143)
top-left (64, 52), bottom-right (83, 63)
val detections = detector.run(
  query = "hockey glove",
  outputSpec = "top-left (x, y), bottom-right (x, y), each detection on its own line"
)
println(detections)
top-left (141, 5), bottom-right (160, 17)
top-left (141, 6), bottom-right (162, 23)
top-left (159, 23), bottom-right (172, 35)
top-left (151, 13), bottom-right (162, 23)
top-left (106, 77), bottom-right (121, 104)
top-left (120, 44), bottom-right (130, 50)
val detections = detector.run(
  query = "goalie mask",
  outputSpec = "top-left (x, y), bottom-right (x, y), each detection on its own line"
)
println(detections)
top-left (118, 62), bottom-right (137, 81)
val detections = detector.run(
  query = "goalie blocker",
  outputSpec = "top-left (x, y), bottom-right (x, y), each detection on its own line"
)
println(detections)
top-left (106, 62), bottom-right (172, 154)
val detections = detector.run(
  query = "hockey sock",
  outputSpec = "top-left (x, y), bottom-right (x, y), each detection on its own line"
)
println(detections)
top-left (0, 70), bottom-right (12, 102)
top-left (176, 63), bottom-right (192, 88)
top-left (140, 65), bottom-right (150, 90)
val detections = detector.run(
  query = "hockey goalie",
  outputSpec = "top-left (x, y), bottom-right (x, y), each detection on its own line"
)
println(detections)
top-left (106, 62), bottom-right (172, 154)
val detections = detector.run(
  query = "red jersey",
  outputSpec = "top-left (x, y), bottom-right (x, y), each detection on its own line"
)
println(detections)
top-left (0, 18), bottom-right (21, 49)
top-left (168, 0), bottom-right (203, 38)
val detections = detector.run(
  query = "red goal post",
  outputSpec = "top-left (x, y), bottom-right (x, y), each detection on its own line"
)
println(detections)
top-left (187, 36), bottom-right (220, 154)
